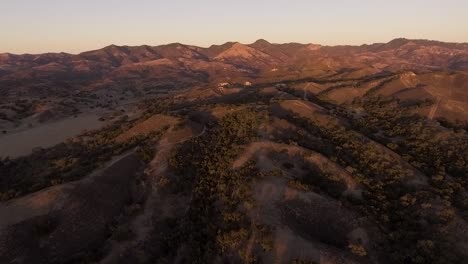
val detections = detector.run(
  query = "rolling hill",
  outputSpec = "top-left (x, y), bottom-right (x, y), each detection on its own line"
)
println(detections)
top-left (0, 38), bottom-right (468, 264)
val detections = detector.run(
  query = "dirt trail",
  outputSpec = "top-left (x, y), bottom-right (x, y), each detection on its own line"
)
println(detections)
top-left (293, 100), bottom-right (323, 112)
top-left (275, 82), bottom-right (311, 101)
top-left (100, 148), bottom-right (174, 263)
top-left (429, 97), bottom-right (441, 120)
top-left (303, 83), bottom-right (311, 100)
top-left (100, 125), bottom-right (205, 263)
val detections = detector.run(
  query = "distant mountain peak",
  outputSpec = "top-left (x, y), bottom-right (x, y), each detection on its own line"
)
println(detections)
top-left (214, 42), bottom-right (270, 60)
top-left (388, 38), bottom-right (411, 45)
top-left (102, 44), bottom-right (125, 51)
top-left (231, 42), bottom-right (244, 47)
top-left (163, 42), bottom-right (187, 48)
top-left (253, 39), bottom-right (271, 45)
top-left (307, 43), bottom-right (322, 51)
top-left (391, 37), bottom-right (409, 42)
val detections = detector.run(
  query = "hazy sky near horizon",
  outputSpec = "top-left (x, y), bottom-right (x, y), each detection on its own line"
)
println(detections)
top-left (1, 0), bottom-right (467, 54)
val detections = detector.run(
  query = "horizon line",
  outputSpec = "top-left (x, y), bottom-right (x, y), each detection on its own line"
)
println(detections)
top-left (2, 37), bottom-right (467, 56)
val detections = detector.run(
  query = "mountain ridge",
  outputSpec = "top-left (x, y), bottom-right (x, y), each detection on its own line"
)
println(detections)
top-left (0, 38), bottom-right (467, 102)
top-left (3, 38), bottom-right (468, 56)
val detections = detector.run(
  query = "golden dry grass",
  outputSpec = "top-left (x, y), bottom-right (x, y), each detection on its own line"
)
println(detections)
top-left (115, 114), bottom-right (179, 142)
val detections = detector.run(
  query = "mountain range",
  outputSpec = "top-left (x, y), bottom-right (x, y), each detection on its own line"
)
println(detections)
top-left (1, 38), bottom-right (467, 127)
top-left (1, 38), bottom-right (468, 264)
top-left (1, 38), bottom-right (468, 94)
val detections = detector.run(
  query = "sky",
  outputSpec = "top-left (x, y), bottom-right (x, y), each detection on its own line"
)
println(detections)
top-left (1, 0), bottom-right (468, 54)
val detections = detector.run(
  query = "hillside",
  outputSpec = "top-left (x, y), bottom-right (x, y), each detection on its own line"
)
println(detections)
top-left (0, 39), bottom-right (468, 264)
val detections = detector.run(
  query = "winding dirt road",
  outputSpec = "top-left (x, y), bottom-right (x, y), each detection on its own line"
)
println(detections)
top-left (428, 97), bottom-right (441, 120)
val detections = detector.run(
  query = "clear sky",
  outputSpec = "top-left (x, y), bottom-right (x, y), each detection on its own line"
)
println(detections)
top-left (1, 0), bottom-right (468, 54)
